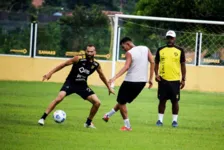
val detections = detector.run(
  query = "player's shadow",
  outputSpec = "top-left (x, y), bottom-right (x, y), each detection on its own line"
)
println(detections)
top-left (6, 119), bottom-right (41, 127)
top-left (179, 125), bottom-right (213, 131)
top-left (139, 120), bottom-right (216, 131)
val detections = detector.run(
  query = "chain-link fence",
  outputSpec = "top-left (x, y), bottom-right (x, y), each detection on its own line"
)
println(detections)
top-left (116, 18), bottom-right (224, 66)
top-left (117, 19), bottom-right (197, 65)
top-left (0, 19), bottom-right (31, 56)
top-left (1, 12), bottom-right (224, 66)
top-left (200, 34), bottom-right (224, 66)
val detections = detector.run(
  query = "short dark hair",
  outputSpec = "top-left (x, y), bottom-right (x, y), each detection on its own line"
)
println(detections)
top-left (87, 44), bottom-right (95, 48)
top-left (86, 44), bottom-right (96, 51)
top-left (120, 37), bottom-right (132, 45)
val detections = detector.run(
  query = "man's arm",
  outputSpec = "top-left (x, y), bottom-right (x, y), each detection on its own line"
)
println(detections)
top-left (148, 49), bottom-right (155, 88)
top-left (42, 56), bottom-right (80, 81)
top-left (154, 49), bottom-right (161, 82)
top-left (96, 64), bottom-right (115, 95)
top-left (181, 63), bottom-right (186, 81)
top-left (109, 52), bottom-right (132, 83)
top-left (154, 64), bottom-right (159, 77)
top-left (180, 49), bottom-right (186, 89)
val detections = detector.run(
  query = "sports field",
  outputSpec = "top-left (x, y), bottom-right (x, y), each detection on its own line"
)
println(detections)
top-left (0, 81), bottom-right (223, 150)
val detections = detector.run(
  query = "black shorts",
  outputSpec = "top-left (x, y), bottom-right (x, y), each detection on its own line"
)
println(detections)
top-left (117, 81), bottom-right (146, 105)
top-left (158, 79), bottom-right (180, 101)
top-left (60, 81), bottom-right (94, 100)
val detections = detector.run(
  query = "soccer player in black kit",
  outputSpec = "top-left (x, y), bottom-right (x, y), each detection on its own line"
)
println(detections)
top-left (38, 45), bottom-right (115, 128)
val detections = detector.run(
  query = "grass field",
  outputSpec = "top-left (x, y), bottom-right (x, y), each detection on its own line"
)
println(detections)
top-left (0, 81), bottom-right (224, 150)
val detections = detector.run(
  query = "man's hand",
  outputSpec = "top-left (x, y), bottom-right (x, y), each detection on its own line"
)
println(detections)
top-left (108, 88), bottom-right (115, 95)
top-left (108, 78), bottom-right (115, 86)
top-left (180, 80), bottom-right (185, 89)
top-left (155, 75), bottom-right (161, 82)
top-left (42, 73), bottom-right (52, 81)
top-left (148, 80), bottom-right (153, 89)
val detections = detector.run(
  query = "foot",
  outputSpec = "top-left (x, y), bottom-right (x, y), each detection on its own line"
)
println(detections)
top-left (84, 123), bottom-right (96, 129)
top-left (38, 118), bottom-right (44, 126)
top-left (120, 126), bottom-right (132, 131)
top-left (156, 120), bottom-right (163, 126)
top-left (172, 121), bottom-right (178, 127)
top-left (102, 114), bottom-right (109, 122)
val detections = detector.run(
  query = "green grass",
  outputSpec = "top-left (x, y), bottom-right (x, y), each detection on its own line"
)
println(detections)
top-left (0, 81), bottom-right (224, 150)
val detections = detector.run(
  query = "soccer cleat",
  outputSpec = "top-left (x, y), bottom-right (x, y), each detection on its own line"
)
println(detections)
top-left (102, 114), bottom-right (109, 122)
top-left (120, 126), bottom-right (132, 131)
top-left (156, 120), bottom-right (163, 126)
top-left (38, 118), bottom-right (45, 126)
top-left (172, 121), bottom-right (178, 127)
top-left (84, 123), bottom-right (96, 129)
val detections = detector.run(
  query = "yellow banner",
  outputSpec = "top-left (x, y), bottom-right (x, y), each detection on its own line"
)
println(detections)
top-left (203, 58), bottom-right (220, 64)
top-left (65, 50), bottom-right (85, 56)
top-left (65, 51), bottom-right (111, 59)
top-left (10, 49), bottom-right (27, 54)
top-left (38, 50), bottom-right (56, 55)
top-left (95, 54), bottom-right (111, 59)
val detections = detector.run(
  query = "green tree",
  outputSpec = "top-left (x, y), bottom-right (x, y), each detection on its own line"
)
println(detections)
top-left (44, 0), bottom-right (63, 7)
top-left (59, 5), bottom-right (110, 58)
top-left (0, 0), bottom-right (31, 12)
top-left (119, 0), bottom-right (224, 62)
top-left (136, 0), bottom-right (224, 21)
top-left (0, 23), bottom-right (30, 55)
top-left (113, 0), bottom-right (137, 14)
top-left (64, 0), bottom-right (118, 10)
top-left (134, 0), bottom-right (224, 33)
top-left (37, 22), bottom-right (61, 56)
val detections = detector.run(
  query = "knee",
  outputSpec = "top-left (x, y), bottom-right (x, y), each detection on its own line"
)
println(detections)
top-left (94, 101), bottom-right (101, 107)
top-left (159, 100), bottom-right (166, 106)
top-left (55, 95), bottom-right (64, 103)
top-left (171, 100), bottom-right (178, 105)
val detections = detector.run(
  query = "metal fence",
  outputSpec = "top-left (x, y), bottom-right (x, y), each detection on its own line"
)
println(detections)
top-left (0, 20), bottom-right (31, 57)
top-left (115, 16), bottom-right (224, 67)
top-left (118, 26), bottom-right (198, 65)
top-left (200, 33), bottom-right (224, 66)
top-left (0, 17), bottom-right (224, 67)
top-left (35, 22), bottom-right (112, 60)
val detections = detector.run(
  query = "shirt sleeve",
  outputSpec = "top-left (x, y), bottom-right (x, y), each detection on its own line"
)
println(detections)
top-left (180, 48), bottom-right (186, 63)
top-left (155, 49), bottom-right (160, 64)
top-left (94, 61), bottom-right (100, 69)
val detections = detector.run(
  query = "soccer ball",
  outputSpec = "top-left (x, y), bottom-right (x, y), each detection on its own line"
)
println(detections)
top-left (53, 110), bottom-right (66, 123)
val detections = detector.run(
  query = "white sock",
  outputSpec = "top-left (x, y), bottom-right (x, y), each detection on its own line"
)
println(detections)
top-left (158, 113), bottom-right (164, 122)
top-left (124, 119), bottom-right (131, 128)
top-left (172, 115), bottom-right (178, 122)
top-left (106, 109), bottom-right (116, 117)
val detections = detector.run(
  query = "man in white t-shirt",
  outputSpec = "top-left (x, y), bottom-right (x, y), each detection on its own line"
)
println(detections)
top-left (102, 37), bottom-right (155, 131)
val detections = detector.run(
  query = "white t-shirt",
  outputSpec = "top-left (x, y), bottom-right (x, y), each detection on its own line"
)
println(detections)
top-left (124, 46), bottom-right (149, 82)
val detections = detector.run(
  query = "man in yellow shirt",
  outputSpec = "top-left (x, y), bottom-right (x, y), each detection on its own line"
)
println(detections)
top-left (155, 30), bottom-right (186, 127)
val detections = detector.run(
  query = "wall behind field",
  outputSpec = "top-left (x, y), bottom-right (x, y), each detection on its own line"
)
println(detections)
top-left (0, 56), bottom-right (223, 93)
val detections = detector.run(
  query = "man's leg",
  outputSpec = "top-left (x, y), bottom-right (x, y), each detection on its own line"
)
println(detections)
top-left (170, 81), bottom-right (180, 127)
top-left (85, 94), bottom-right (101, 127)
top-left (171, 100), bottom-right (179, 114)
top-left (119, 103), bottom-right (128, 119)
top-left (102, 81), bottom-right (127, 122)
top-left (157, 80), bottom-right (168, 126)
top-left (171, 100), bottom-right (179, 123)
top-left (103, 103), bottom-right (119, 121)
top-left (156, 99), bottom-right (167, 126)
top-left (104, 102), bottom-right (131, 129)
top-left (38, 91), bottom-right (67, 125)
top-left (118, 103), bottom-right (131, 130)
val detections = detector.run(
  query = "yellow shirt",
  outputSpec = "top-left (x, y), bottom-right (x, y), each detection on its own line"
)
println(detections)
top-left (155, 45), bottom-right (185, 81)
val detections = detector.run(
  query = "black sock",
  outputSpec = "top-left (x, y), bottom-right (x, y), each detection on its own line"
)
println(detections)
top-left (86, 118), bottom-right (92, 126)
top-left (41, 112), bottom-right (48, 120)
